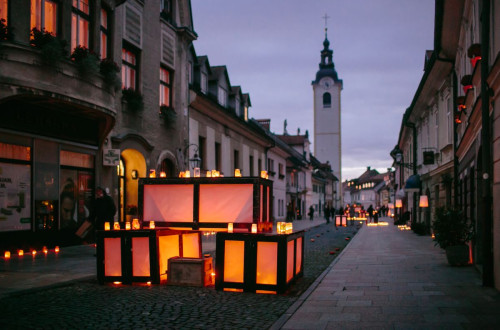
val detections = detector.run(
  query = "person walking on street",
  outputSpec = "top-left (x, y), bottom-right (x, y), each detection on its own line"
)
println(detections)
top-left (92, 187), bottom-right (116, 230)
top-left (367, 204), bottom-right (374, 223)
top-left (324, 206), bottom-right (330, 223)
top-left (308, 205), bottom-right (314, 221)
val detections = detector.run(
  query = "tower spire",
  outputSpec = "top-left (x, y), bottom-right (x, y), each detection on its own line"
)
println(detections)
top-left (322, 13), bottom-right (330, 40)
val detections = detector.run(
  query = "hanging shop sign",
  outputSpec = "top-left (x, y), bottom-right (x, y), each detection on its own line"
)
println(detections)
top-left (103, 149), bottom-right (120, 166)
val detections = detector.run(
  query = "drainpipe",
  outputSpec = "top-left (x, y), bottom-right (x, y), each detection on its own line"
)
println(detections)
top-left (480, 0), bottom-right (494, 287)
top-left (403, 114), bottom-right (417, 222)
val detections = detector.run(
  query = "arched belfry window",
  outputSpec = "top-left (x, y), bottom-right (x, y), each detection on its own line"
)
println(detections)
top-left (323, 92), bottom-right (331, 108)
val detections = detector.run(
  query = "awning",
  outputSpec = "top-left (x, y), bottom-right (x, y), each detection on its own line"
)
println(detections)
top-left (404, 174), bottom-right (421, 193)
top-left (396, 189), bottom-right (406, 199)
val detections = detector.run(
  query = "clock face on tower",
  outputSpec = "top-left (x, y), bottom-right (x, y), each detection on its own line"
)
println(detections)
top-left (321, 78), bottom-right (333, 90)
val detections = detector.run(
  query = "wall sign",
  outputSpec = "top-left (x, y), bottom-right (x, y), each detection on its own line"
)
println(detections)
top-left (103, 149), bottom-right (120, 166)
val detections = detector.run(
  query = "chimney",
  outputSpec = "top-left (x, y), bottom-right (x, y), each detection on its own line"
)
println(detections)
top-left (367, 166), bottom-right (371, 171)
top-left (256, 119), bottom-right (271, 131)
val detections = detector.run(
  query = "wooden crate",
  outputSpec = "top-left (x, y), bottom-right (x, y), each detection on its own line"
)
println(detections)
top-left (167, 256), bottom-right (213, 287)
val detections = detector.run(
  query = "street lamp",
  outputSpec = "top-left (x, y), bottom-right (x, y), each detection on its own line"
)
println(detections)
top-left (184, 144), bottom-right (201, 170)
top-left (391, 146), bottom-right (414, 169)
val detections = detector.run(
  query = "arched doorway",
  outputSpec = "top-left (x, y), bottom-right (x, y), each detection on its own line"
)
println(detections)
top-left (118, 149), bottom-right (146, 222)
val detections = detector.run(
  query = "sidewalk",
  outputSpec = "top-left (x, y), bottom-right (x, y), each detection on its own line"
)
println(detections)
top-left (0, 216), bottom-right (331, 299)
top-left (277, 217), bottom-right (500, 329)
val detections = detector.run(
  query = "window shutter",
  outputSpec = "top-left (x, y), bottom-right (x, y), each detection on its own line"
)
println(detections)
top-left (162, 31), bottom-right (175, 67)
top-left (124, 4), bottom-right (142, 47)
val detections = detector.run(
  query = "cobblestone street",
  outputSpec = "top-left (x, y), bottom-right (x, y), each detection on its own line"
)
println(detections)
top-left (0, 223), bottom-right (358, 329)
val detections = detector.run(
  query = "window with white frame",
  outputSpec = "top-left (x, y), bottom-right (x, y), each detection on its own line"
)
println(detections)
top-left (100, 7), bottom-right (109, 59)
top-left (218, 87), bottom-right (227, 107)
top-left (122, 46), bottom-right (137, 90)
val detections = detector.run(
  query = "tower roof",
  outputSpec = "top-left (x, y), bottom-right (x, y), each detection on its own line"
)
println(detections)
top-left (313, 28), bottom-right (342, 85)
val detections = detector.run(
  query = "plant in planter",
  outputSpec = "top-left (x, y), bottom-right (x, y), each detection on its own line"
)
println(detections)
top-left (467, 43), bottom-right (481, 68)
top-left (460, 74), bottom-right (473, 94)
top-left (71, 45), bottom-right (99, 77)
top-left (30, 28), bottom-right (67, 67)
top-left (432, 207), bottom-right (474, 266)
top-left (99, 58), bottom-right (120, 89)
top-left (122, 88), bottom-right (144, 112)
top-left (159, 105), bottom-right (177, 128)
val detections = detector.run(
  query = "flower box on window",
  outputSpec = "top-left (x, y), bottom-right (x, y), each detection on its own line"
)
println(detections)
top-left (160, 105), bottom-right (177, 128)
top-left (122, 88), bottom-right (144, 112)
top-left (30, 28), bottom-right (68, 67)
top-left (71, 46), bottom-right (99, 76)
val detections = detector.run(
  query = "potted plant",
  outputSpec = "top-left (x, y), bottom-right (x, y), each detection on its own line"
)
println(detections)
top-left (460, 74), bottom-right (473, 94)
top-left (99, 58), bottom-right (120, 89)
top-left (30, 28), bottom-right (67, 67)
top-left (70, 45), bottom-right (99, 77)
top-left (432, 207), bottom-right (474, 266)
top-left (159, 105), bottom-right (177, 128)
top-left (122, 88), bottom-right (144, 112)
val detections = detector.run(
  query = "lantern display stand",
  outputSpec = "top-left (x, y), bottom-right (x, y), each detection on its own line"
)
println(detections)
top-left (335, 215), bottom-right (348, 226)
top-left (96, 229), bottom-right (202, 285)
top-left (215, 230), bottom-right (304, 294)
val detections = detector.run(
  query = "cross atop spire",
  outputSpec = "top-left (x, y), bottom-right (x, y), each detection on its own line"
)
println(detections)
top-left (322, 13), bottom-right (330, 37)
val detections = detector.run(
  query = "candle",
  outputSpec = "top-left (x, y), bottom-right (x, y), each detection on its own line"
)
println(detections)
top-left (251, 224), bottom-right (257, 233)
top-left (194, 167), bottom-right (201, 177)
top-left (18, 249), bottom-right (24, 256)
top-left (4, 251), bottom-right (10, 259)
top-left (132, 218), bottom-right (140, 230)
top-left (160, 171), bottom-right (166, 178)
top-left (54, 246), bottom-right (60, 253)
top-left (228, 223), bottom-right (233, 233)
top-left (149, 221), bottom-right (155, 229)
top-left (234, 169), bottom-right (241, 177)
top-left (125, 222), bottom-right (131, 230)
top-left (113, 222), bottom-right (121, 230)
top-left (104, 222), bottom-right (111, 230)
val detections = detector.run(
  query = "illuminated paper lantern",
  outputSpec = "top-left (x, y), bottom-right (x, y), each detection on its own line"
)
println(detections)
top-left (260, 171), bottom-right (267, 179)
top-left (18, 249), bottom-right (24, 256)
top-left (54, 246), bottom-right (60, 253)
top-left (43, 246), bottom-right (48, 254)
top-left (31, 250), bottom-right (37, 256)
top-left (149, 169), bottom-right (156, 178)
top-left (113, 222), bottom-right (121, 230)
top-left (395, 199), bottom-right (403, 208)
top-left (286, 223), bottom-right (293, 234)
top-left (125, 222), bottom-right (131, 230)
top-left (4, 251), bottom-right (11, 259)
top-left (194, 167), bottom-right (201, 177)
top-left (160, 171), bottom-right (166, 178)
top-left (184, 170), bottom-right (191, 178)
top-left (419, 195), bottom-right (429, 208)
top-left (132, 218), bottom-right (140, 230)
top-left (149, 221), bottom-right (155, 229)
top-left (104, 222), bottom-right (111, 231)
top-left (234, 169), bottom-right (241, 177)
top-left (227, 223), bottom-right (233, 233)
top-left (211, 170), bottom-right (217, 177)
top-left (251, 223), bottom-right (257, 233)
top-left (206, 171), bottom-right (212, 177)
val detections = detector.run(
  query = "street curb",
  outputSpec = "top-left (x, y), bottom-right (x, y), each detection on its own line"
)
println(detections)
top-left (269, 224), bottom-right (364, 330)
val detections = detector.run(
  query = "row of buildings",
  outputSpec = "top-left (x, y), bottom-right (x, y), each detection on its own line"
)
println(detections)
top-left (390, 0), bottom-right (500, 290)
top-left (0, 0), bottom-right (339, 248)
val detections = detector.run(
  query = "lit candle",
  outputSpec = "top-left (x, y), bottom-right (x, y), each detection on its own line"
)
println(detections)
top-left (113, 222), bottom-right (121, 230)
top-left (194, 167), bottom-right (201, 177)
top-left (234, 169), bottom-right (241, 177)
top-left (149, 221), bottom-right (155, 229)
top-left (251, 223), bottom-right (257, 233)
top-left (206, 171), bottom-right (212, 177)
top-left (184, 170), bottom-right (190, 178)
top-left (149, 169), bottom-right (156, 178)
top-left (160, 171), bottom-right (166, 178)
top-left (4, 251), bottom-right (10, 259)
top-left (18, 249), bottom-right (24, 256)
top-left (211, 170), bottom-right (217, 177)
top-left (228, 223), bottom-right (233, 233)
top-left (54, 246), bottom-right (60, 253)
top-left (125, 222), bottom-right (131, 230)
top-left (31, 250), bottom-right (37, 256)
top-left (132, 218), bottom-right (140, 230)
top-left (43, 246), bottom-right (48, 254)
top-left (104, 222), bottom-right (111, 231)
top-left (260, 170), bottom-right (268, 179)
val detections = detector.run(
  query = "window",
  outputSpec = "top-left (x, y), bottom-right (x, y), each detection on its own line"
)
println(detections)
top-left (71, 0), bottom-right (90, 52)
top-left (268, 158), bottom-right (274, 176)
top-left (159, 67), bottom-right (172, 107)
top-left (235, 96), bottom-right (240, 116)
top-left (258, 158), bottom-right (261, 174)
top-left (100, 8), bottom-right (109, 59)
top-left (200, 72), bottom-right (208, 93)
top-left (31, 0), bottom-right (58, 35)
top-left (0, 0), bottom-right (7, 22)
top-left (279, 163), bottom-right (284, 179)
top-left (160, 0), bottom-right (172, 22)
top-left (122, 46), bottom-right (137, 90)
top-left (233, 150), bottom-right (239, 173)
top-left (215, 142), bottom-right (221, 171)
top-left (249, 155), bottom-right (254, 176)
top-left (218, 87), bottom-right (227, 107)
top-left (198, 136), bottom-right (206, 170)
top-left (323, 92), bottom-right (331, 108)
top-left (188, 61), bottom-right (193, 85)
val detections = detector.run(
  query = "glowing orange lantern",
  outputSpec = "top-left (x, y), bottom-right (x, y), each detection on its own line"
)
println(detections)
top-left (149, 221), bottom-right (155, 229)
top-left (234, 169), bottom-right (241, 177)
top-left (104, 222), bottom-right (111, 231)
top-left (55, 246), bottom-right (60, 253)
top-left (260, 170), bottom-right (268, 179)
top-left (251, 224), bottom-right (257, 233)
top-left (184, 170), bottom-right (191, 178)
top-left (419, 195), bottom-right (429, 208)
top-left (285, 223), bottom-right (293, 234)
top-left (194, 167), bottom-right (201, 177)
top-left (160, 171), bottom-right (166, 178)
top-left (31, 250), bottom-right (37, 256)
top-left (4, 251), bottom-right (11, 259)
top-left (125, 222), bottom-right (131, 230)
top-left (211, 170), bottom-right (217, 177)
top-left (132, 218), bottom-right (140, 230)
top-left (43, 246), bottom-right (48, 254)
top-left (395, 199), bottom-right (403, 208)
top-left (113, 222), bottom-right (121, 230)
top-left (227, 223), bottom-right (233, 233)
top-left (206, 171), bottom-right (212, 177)
top-left (18, 249), bottom-right (24, 256)
top-left (149, 169), bottom-right (156, 178)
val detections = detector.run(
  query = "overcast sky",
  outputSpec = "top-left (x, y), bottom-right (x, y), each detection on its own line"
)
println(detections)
top-left (190, 0), bottom-right (435, 181)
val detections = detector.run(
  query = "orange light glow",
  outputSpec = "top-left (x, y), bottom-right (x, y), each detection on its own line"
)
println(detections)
top-left (43, 246), bottom-right (48, 254)
top-left (194, 167), bottom-right (201, 177)
top-left (184, 170), bottom-right (191, 178)
top-left (227, 223), bottom-right (233, 233)
top-left (206, 171), bottom-right (212, 177)
top-left (18, 249), bottom-right (24, 256)
top-left (55, 246), bottom-right (60, 253)
top-left (147, 281), bottom-right (151, 285)
top-left (31, 250), bottom-right (37, 256)
top-left (113, 222), bottom-right (121, 230)
top-left (179, 171), bottom-right (184, 178)
top-left (395, 199), bottom-right (403, 208)
top-left (104, 222), bottom-right (111, 231)
top-left (149, 169), bottom-right (156, 178)
top-left (251, 224), bottom-right (257, 233)
top-left (234, 169), bottom-right (241, 177)
top-left (4, 251), bottom-right (11, 259)
top-left (125, 222), bottom-right (131, 230)
top-left (132, 218), bottom-right (140, 230)
top-left (285, 223), bottom-right (293, 234)
top-left (419, 195), bottom-right (429, 208)
top-left (260, 170), bottom-right (268, 179)
top-left (113, 281), bottom-right (122, 285)
top-left (149, 221), bottom-right (155, 229)
top-left (160, 171), bottom-right (166, 178)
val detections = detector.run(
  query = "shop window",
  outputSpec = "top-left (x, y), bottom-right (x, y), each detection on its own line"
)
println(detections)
top-left (0, 142), bottom-right (31, 232)
top-left (60, 168), bottom-right (93, 230)
top-left (159, 67), bottom-right (172, 107)
top-left (100, 7), bottom-right (109, 59)
top-left (60, 150), bottom-right (94, 168)
top-left (71, 0), bottom-right (90, 52)
top-left (0, 0), bottom-right (7, 22)
top-left (30, 0), bottom-right (58, 35)
top-left (122, 46), bottom-right (138, 90)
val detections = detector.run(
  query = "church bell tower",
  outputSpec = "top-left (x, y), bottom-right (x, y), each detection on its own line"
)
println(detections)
top-left (312, 23), bottom-right (343, 207)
